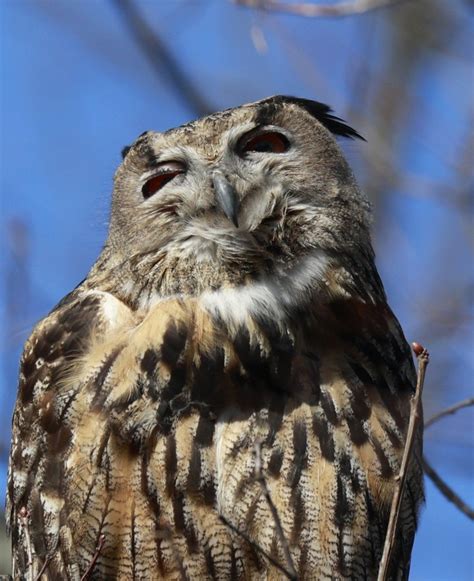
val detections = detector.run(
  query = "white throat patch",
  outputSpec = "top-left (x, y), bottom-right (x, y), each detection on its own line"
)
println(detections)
top-left (200, 249), bottom-right (330, 328)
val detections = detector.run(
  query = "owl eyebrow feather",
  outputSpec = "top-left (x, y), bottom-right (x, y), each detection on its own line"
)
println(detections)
top-left (256, 95), bottom-right (365, 141)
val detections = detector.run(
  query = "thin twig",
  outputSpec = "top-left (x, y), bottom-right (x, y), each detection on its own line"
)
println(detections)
top-left (34, 536), bottom-right (60, 581)
top-left (19, 507), bottom-right (34, 581)
top-left (424, 397), bottom-right (474, 429)
top-left (422, 396), bottom-right (474, 520)
top-left (219, 515), bottom-right (296, 580)
top-left (80, 534), bottom-right (105, 581)
top-left (111, 0), bottom-right (212, 117)
top-left (423, 457), bottom-right (474, 520)
top-left (234, 0), bottom-right (406, 18)
top-left (377, 342), bottom-right (429, 581)
top-left (34, 554), bottom-right (54, 581)
top-left (254, 441), bottom-right (298, 580)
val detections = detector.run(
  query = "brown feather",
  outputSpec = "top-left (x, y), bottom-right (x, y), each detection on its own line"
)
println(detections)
top-left (8, 97), bottom-right (423, 580)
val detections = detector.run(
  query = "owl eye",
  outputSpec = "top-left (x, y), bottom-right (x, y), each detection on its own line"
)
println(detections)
top-left (142, 161), bottom-right (186, 199)
top-left (241, 131), bottom-right (289, 155)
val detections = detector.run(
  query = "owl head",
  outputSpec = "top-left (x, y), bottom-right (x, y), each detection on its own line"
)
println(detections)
top-left (93, 96), bottom-right (379, 306)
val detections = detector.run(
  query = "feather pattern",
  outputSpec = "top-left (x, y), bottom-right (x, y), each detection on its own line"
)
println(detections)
top-left (8, 284), bottom-right (422, 580)
top-left (8, 96), bottom-right (423, 580)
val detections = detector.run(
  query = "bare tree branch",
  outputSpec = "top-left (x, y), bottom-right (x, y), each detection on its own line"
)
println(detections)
top-left (219, 515), bottom-right (297, 580)
top-left (254, 441), bottom-right (298, 580)
top-left (80, 534), bottom-right (105, 581)
top-left (423, 458), bottom-right (474, 520)
top-left (219, 441), bottom-right (298, 580)
top-left (421, 396), bottom-right (474, 519)
top-left (425, 397), bottom-right (474, 429)
top-left (111, 0), bottom-right (212, 117)
top-left (34, 554), bottom-right (53, 581)
top-left (377, 342), bottom-right (429, 581)
top-left (234, 0), bottom-right (406, 18)
top-left (18, 508), bottom-right (34, 581)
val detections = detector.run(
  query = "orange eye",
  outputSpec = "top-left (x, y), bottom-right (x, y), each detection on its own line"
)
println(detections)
top-left (242, 131), bottom-right (289, 155)
top-left (142, 161), bottom-right (185, 199)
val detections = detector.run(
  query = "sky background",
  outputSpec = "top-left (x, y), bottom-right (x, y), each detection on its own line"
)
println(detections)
top-left (1, 0), bottom-right (473, 578)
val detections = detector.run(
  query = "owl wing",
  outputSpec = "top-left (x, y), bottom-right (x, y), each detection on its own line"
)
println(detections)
top-left (325, 297), bottom-right (424, 580)
top-left (7, 290), bottom-right (124, 577)
top-left (8, 288), bottom-right (264, 579)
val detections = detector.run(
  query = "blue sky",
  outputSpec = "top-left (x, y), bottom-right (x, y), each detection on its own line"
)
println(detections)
top-left (1, 1), bottom-right (473, 578)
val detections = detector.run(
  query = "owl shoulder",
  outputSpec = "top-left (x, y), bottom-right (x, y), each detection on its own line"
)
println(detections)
top-left (15, 290), bottom-right (133, 404)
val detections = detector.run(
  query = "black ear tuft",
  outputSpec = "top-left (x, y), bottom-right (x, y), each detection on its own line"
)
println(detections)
top-left (121, 145), bottom-right (131, 160)
top-left (257, 95), bottom-right (365, 141)
top-left (291, 97), bottom-right (365, 141)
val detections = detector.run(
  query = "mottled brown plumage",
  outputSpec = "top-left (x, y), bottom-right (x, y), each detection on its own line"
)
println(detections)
top-left (8, 96), bottom-right (423, 580)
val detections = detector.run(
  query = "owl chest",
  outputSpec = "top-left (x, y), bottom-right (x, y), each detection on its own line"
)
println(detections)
top-left (212, 387), bottom-right (401, 537)
top-left (60, 299), bottom-right (409, 578)
top-left (145, 355), bottom-right (405, 579)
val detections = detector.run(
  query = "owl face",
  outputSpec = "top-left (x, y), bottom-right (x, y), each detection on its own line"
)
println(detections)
top-left (105, 96), bottom-right (371, 298)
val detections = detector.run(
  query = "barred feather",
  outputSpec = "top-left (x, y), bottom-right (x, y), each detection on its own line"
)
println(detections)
top-left (8, 96), bottom-right (423, 580)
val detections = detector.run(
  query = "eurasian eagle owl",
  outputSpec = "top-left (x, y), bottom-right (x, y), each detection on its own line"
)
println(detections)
top-left (7, 96), bottom-right (423, 580)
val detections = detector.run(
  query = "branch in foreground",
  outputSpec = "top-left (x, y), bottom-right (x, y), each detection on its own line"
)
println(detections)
top-left (34, 554), bottom-right (53, 581)
top-left (423, 457), bottom-right (474, 520)
top-left (18, 507), bottom-right (34, 581)
top-left (80, 534), bottom-right (105, 581)
top-left (219, 515), bottom-right (296, 580)
top-left (234, 0), bottom-right (405, 18)
top-left (377, 342), bottom-right (429, 581)
top-left (424, 397), bottom-right (474, 429)
top-left (219, 440), bottom-right (298, 580)
top-left (254, 441), bottom-right (298, 580)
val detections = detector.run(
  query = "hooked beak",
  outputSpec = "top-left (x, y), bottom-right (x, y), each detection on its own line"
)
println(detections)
top-left (212, 171), bottom-right (239, 227)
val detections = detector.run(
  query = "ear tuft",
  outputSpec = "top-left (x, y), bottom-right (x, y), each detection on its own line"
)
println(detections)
top-left (257, 95), bottom-right (365, 141)
top-left (121, 145), bottom-right (131, 160)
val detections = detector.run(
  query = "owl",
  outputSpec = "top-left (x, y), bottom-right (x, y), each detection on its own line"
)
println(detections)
top-left (7, 96), bottom-right (423, 580)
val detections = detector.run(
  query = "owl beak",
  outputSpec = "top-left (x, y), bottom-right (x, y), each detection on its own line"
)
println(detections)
top-left (212, 171), bottom-right (239, 228)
